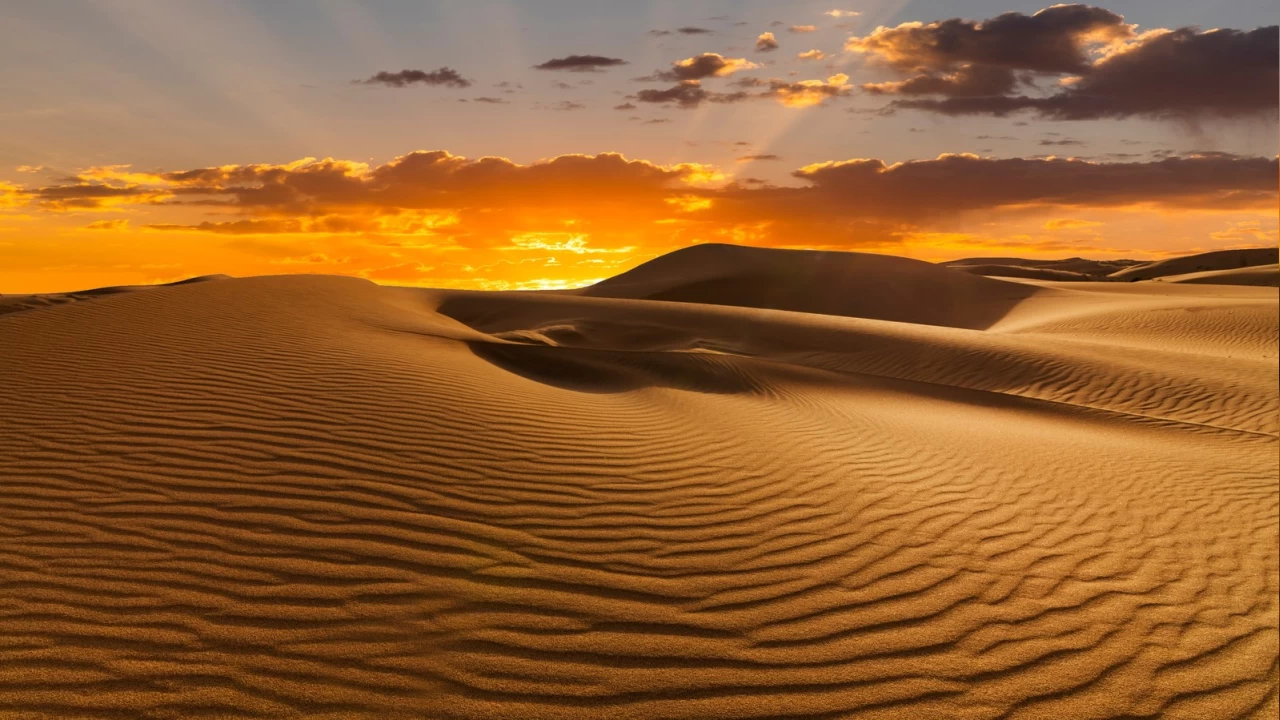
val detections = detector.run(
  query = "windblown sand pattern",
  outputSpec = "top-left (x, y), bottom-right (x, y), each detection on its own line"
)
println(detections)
top-left (0, 247), bottom-right (1276, 719)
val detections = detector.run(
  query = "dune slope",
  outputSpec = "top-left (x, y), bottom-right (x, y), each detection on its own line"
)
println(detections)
top-left (1110, 247), bottom-right (1279, 282)
top-left (1157, 264), bottom-right (1279, 287)
top-left (0, 250), bottom-right (1276, 719)
top-left (583, 244), bottom-right (1040, 330)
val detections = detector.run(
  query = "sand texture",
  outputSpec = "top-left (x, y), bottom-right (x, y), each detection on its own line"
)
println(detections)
top-left (0, 246), bottom-right (1276, 719)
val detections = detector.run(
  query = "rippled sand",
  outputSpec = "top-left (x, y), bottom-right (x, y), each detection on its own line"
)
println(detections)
top-left (1, 247), bottom-right (1276, 719)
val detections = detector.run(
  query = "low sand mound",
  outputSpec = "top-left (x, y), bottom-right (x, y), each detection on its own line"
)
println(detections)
top-left (1110, 247), bottom-right (1278, 282)
top-left (0, 274), bottom-right (232, 316)
top-left (1156, 263), bottom-right (1279, 287)
top-left (583, 243), bottom-right (1038, 329)
top-left (947, 263), bottom-right (1092, 281)
top-left (0, 256), bottom-right (1276, 719)
top-left (945, 256), bottom-right (1139, 278)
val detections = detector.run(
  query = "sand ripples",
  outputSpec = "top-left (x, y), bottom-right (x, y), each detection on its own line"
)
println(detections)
top-left (0, 274), bottom-right (1275, 718)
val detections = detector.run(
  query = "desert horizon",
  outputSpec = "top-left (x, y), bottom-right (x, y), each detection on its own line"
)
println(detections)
top-left (1, 1), bottom-right (1277, 718)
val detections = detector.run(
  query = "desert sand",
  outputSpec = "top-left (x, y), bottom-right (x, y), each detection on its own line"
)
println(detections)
top-left (0, 245), bottom-right (1276, 719)
top-left (944, 247), bottom-right (1278, 284)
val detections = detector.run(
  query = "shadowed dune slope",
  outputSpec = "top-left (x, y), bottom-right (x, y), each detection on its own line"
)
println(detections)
top-left (1157, 264), bottom-right (1279, 287)
top-left (583, 244), bottom-right (1039, 329)
top-left (1110, 247), bottom-right (1279, 282)
top-left (944, 257), bottom-right (1139, 279)
top-left (0, 256), bottom-right (1277, 719)
top-left (945, 264), bottom-right (1092, 282)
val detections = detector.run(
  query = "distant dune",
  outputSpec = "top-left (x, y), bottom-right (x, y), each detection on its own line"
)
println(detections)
top-left (1157, 263), bottom-right (1279, 287)
top-left (584, 243), bottom-right (1039, 329)
top-left (945, 248), bottom-right (1278, 284)
top-left (943, 256), bottom-right (1140, 279)
top-left (944, 263), bottom-right (1094, 282)
top-left (0, 245), bottom-right (1276, 719)
top-left (1109, 247), bottom-right (1279, 282)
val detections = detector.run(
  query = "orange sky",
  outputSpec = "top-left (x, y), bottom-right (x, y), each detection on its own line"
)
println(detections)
top-left (1, 149), bottom-right (1276, 293)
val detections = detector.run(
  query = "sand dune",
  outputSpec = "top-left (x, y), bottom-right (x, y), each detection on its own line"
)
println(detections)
top-left (584, 244), bottom-right (1039, 329)
top-left (944, 264), bottom-right (1094, 282)
top-left (1156, 264), bottom-right (1279, 287)
top-left (944, 257), bottom-right (1140, 281)
top-left (0, 245), bottom-right (1276, 719)
top-left (1109, 248), bottom-right (1279, 282)
top-left (0, 274), bottom-right (232, 317)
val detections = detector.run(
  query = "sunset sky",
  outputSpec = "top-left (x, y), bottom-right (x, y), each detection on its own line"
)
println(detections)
top-left (1, 0), bottom-right (1276, 292)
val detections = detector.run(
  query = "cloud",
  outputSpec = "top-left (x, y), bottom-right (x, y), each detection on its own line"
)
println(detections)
top-left (737, 154), bottom-right (782, 162)
top-left (736, 74), bottom-right (854, 107)
top-left (784, 153), bottom-right (1278, 217)
top-left (1040, 139), bottom-right (1085, 146)
top-left (824, 10), bottom-right (861, 18)
top-left (846, 5), bottom-right (1133, 74)
top-left (648, 53), bottom-right (760, 81)
top-left (632, 81), bottom-right (751, 108)
top-left (533, 55), bottom-right (628, 72)
top-left (648, 27), bottom-right (713, 37)
top-left (797, 50), bottom-right (827, 61)
top-left (756, 32), bottom-right (779, 52)
top-left (14, 151), bottom-right (1276, 281)
top-left (15, 165), bottom-right (46, 173)
top-left (550, 101), bottom-right (586, 111)
top-left (789, 25), bottom-right (817, 33)
top-left (357, 68), bottom-right (472, 88)
top-left (862, 64), bottom-right (1017, 98)
top-left (849, 5), bottom-right (1278, 121)
top-left (613, 102), bottom-right (638, 110)
top-left (1044, 218), bottom-right (1102, 230)
top-left (470, 96), bottom-right (510, 104)
top-left (84, 219), bottom-right (129, 231)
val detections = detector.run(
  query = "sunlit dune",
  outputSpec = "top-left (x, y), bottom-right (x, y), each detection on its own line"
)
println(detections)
top-left (0, 244), bottom-right (1275, 719)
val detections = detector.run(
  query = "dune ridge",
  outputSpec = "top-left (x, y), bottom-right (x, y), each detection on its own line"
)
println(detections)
top-left (944, 248), bottom-right (1278, 284)
top-left (0, 246), bottom-right (1276, 719)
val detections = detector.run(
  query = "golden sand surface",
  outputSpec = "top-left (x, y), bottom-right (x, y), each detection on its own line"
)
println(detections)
top-left (1, 246), bottom-right (1275, 719)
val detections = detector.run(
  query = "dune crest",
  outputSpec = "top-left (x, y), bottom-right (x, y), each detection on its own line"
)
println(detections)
top-left (1, 246), bottom-right (1276, 719)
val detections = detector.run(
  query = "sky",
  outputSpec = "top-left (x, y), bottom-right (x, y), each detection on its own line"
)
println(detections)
top-left (1, 0), bottom-right (1276, 293)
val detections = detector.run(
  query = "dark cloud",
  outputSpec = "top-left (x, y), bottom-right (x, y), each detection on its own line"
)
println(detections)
top-left (846, 5), bottom-right (1132, 74)
top-left (786, 153), bottom-right (1278, 217)
top-left (1040, 138), bottom-right (1085, 146)
top-left (472, 97), bottom-right (509, 104)
top-left (357, 68), bottom-right (472, 88)
top-left (648, 27), bottom-right (712, 37)
top-left (738, 154), bottom-right (781, 162)
top-left (863, 64), bottom-right (1017, 98)
top-left (851, 5), bottom-right (1278, 121)
top-left (637, 73), bottom-right (850, 108)
top-left (533, 55), bottom-right (628, 72)
top-left (551, 101), bottom-right (586, 111)
top-left (20, 152), bottom-right (1277, 255)
top-left (646, 53), bottom-right (759, 81)
top-left (632, 81), bottom-right (751, 108)
top-left (613, 102), bottom-right (638, 110)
